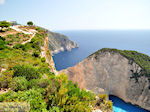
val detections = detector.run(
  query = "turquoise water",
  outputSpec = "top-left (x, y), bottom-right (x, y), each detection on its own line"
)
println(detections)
top-left (109, 96), bottom-right (149, 112)
top-left (53, 30), bottom-right (150, 112)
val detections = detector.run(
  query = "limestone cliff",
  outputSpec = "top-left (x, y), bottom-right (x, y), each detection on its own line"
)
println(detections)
top-left (47, 31), bottom-right (78, 54)
top-left (40, 36), bottom-right (57, 74)
top-left (61, 48), bottom-right (150, 111)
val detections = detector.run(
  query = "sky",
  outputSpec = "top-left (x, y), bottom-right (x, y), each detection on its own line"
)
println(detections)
top-left (0, 0), bottom-right (150, 30)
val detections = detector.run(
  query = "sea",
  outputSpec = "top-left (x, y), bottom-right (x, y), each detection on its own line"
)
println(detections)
top-left (53, 30), bottom-right (150, 112)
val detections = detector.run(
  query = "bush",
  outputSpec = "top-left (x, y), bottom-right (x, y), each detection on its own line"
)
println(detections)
top-left (37, 79), bottom-right (50, 88)
top-left (0, 70), bottom-right (13, 88)
top-left (9, 77), bottom-right (28, 91)
top-left (32, 51), bottom-right (40, 57)
top-left (13, 65), bottom-right (40, 80)
top-left (31, 42), bottom-right (40, 50)
top-left (49, 106), bottom-right (60, 112)
top-left (29, 78), bottom-right (50, 89)
top-left (95, 94), bottom-right (112, 111)
top-left (38, 67), bottom-right (53, 75)
top-left (35, 27), bottom-right (44, 32)
top-left (22, 43), bottom-right (32, 51)
top-left (13, 44), bottom-right (25, 50)
top-left (28, 79), bottom-right (39, 89)
top-left (30, 38), bottom-right (36, 43)
top-left (0, 39), bottom-right (7, 50)
top-left (0, 36), bottom-right (5, 41)
top-left (0, 21), bottom-right (11, 30)
top-left (0, 36), bottom-right (7, 50)
top-left (98, 94), bottom-right (108, 102)
top-left (30, 33), bottom-right (45, 50)
top-left (41, 57), bottom-right (46, 62)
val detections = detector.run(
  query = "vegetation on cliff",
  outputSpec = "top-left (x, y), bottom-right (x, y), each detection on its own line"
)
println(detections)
top-left (0, 23), bottom-right (112, 112)
top-left (0, 21), bottom-right (11, 32)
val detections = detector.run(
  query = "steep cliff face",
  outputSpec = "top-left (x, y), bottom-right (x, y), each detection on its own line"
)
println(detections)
top-left (40, 36), bottom-right (57, 74)
top-left (48, 31), bottom-right (78, 54)
top-left (61, 49), bottom-right (150, 111)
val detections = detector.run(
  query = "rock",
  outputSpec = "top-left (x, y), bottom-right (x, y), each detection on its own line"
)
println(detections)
top-left (61, 48), bottom-right (150, 111)
top-left (48, 31), bottom-right (78, 54)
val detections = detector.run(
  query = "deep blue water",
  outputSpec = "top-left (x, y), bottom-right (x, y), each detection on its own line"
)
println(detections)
top-left (53, 30), bottom-right (150, 70)
top-left (53, 30), bottom-right (150, 112)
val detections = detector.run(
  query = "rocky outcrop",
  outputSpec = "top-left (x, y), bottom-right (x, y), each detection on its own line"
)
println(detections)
top-left (48, 31), bottom-right (78, 54)
top-left (61, 48), bottom-right (150, 111)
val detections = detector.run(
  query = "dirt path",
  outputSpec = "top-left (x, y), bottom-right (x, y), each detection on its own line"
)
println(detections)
top-left (10, 25), bottom-right (37, 45)
top-left (10, 25), bottom-right (33, 35)
top-left (21, 32), bottom-right (35, 45)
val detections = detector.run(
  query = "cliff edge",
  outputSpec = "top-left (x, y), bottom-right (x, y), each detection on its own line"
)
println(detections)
top-left (48, 31), bottom-right (78, 54)
top-left (61, 48), bottom-right (150, 111)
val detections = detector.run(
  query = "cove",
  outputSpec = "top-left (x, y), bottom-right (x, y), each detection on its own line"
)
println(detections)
top-left (109, 96), bottom-right (149, 112)
top-left (53, 30), bottom-right (150, 112)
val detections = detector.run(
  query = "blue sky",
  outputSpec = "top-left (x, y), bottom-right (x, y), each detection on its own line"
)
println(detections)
top-left (0, 0), bottom-right (150, 30)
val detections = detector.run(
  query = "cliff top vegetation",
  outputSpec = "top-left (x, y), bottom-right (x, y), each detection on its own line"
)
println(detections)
top-left (0, 23), bottom-right (112, 112)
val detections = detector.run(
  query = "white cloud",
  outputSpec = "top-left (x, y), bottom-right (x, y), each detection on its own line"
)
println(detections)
top-left (0, 0), bottom-right (5, 5)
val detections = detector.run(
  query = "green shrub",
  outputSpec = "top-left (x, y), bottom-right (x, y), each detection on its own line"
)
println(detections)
top-left (22, 42), bottom-right (32, 51)
top-left (38, 67), bottom-right (50, 73)
top-left (0, 40), bottom-right (7, 50)
top-left (35, 27), bottom-right (45, 32)
top-left (49, 106), bottom-right (60, 112)
top-left (0, 36), bottom-right (5, 41)
top-left (95, 94), bottom-right (112, 111)
top-left (28, 79), bottom-right (39, 89)
top-left (37, 79), bottom-right (50, 88)
top-left (30, 38), bottom-right (36, 43)
top-left (41, 57), bottom-right (46, 62)
top-left (29, 78), bottom-right (50, 89)
top-left (31, 42), bottom-right (40, 50)
top-left (0, 36), bottom-right (7, 50)
top-left (30, 33), bottom-right (45, 51)
top-left (32, 51), bottom-right (40, 57)
top-left (0, 21), bottom-right (11, 32)
top-left (13, 65), bottom-right (40, 80)
top-left (13, 44), bottom-right (25, 50)
top-left (98, 94), bottom-right (108, 101)
top-left (9, 77), bottom-right (28, 91)
top-left (0, 70), bottom-right (13, 88)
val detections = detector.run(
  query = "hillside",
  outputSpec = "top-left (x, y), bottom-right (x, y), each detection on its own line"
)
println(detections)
top-left (61, 48), bottom-right (150, 111)
top-left (0, 22), bottom-right (112, 112)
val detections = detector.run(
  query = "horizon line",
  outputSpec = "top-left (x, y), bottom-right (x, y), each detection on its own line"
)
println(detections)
top-left (53, 28), bottom-right (150, 31)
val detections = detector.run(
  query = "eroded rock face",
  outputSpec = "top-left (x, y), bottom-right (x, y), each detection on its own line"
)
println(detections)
top-left (61, 51), bottom-right (150, 111)
top-left (48, 31), bottom-right (78, 54)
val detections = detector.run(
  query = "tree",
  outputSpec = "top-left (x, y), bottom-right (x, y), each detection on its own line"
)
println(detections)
top-left (0, 21), bottom-right (11, 32)
top-left (27, 21), bottom-right (33, 26)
